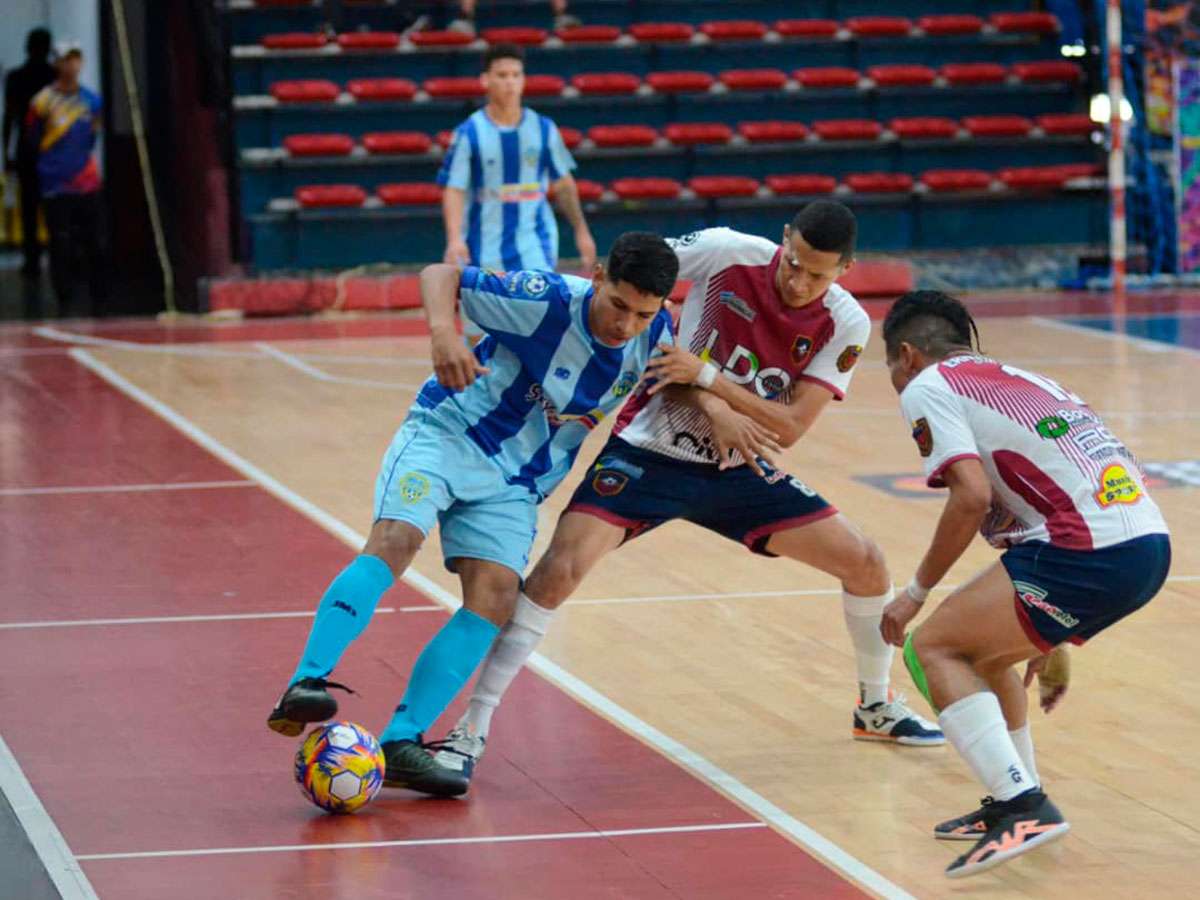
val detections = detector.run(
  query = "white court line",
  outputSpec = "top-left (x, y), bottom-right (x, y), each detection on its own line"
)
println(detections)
top-left (0, 606), bottom-right (442, 630)
top-left (76, 821), bottom-right (766, 861)
top-left (254, 342), bottom-right (422, 390)
top-left (32, 325), bottom-right (253, 358)
top-left (0, 735), bottom-right (98, 899)
top-left (67, 347), bottom-right (914, 900)
top-left (0, 480), bottom-right (254, 497)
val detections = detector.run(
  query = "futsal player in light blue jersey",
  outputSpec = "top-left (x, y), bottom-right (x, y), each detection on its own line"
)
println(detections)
top-left (439, 42), bottom-right (596, 337)
top-left (268, 232), bottom-right (678, 794)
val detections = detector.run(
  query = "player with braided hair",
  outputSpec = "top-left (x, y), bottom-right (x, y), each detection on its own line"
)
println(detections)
top-left (880, 290), bottom-right (1171, 878)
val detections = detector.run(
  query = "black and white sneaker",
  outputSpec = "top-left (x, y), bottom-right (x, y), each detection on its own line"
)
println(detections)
top-left (852, 695), bottom-right (946, 746)
top-left (266, 677), bottom-right (354, 737)
top-left (934, 796), bottom-right (997, 841)
top-left (945, 789), bottom-right (1070, 879)
top-left (426, 726), bottom-right (486, 793)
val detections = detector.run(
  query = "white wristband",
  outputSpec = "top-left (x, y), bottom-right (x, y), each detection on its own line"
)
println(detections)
top-left (905, 579), bottom-right (930, 604)
top-left (694, 361), bottom-right (719, 389)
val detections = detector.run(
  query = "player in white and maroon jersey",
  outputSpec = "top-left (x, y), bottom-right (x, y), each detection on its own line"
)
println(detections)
top-left (418, 202), bottom-right (944, 792)
top-left (878, 291), bottom-right (1171, 879)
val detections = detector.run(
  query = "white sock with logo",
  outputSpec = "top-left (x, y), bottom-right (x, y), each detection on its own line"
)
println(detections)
top-left (1008, 723), bottom-right (1040, 789)
top-left (939, 692), bottom-right (1033, 801)
top-left (842, 589), bottom-right (894, 707)
top-left (459, 593), bottom-right (554, 738)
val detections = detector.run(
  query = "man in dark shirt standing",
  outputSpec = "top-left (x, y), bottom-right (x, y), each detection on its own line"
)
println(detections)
top-left (4, 28), bottom-right (55, 277)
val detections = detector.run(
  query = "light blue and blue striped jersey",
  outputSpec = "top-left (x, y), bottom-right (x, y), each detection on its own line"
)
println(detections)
top-left (415, 266), bottom-right (674, 499)
top-left (436, 107), bottom-right (576, 272)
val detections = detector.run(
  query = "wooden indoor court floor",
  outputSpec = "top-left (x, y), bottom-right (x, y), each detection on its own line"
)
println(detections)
top-left (1, 293), bottom-right (1197, 898)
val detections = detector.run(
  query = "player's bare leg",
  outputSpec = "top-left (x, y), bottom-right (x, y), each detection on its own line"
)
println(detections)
top-left (765, 514), bottom-right (945, 745)
top-left (906, 562), bottom-right (1069, 877)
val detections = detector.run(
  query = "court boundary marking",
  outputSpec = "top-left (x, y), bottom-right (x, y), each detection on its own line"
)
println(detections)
top-left (0, 480), bottom-right (254, 497)
top-left (66, 346), bottom-right (915, 900)
top-left (0, 606), bottom-right (442, 630)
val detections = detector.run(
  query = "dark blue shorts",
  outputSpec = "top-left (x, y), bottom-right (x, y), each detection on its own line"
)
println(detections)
top-left (566, 437), bottom-right (837, 555)
top-left (1001, 534), bottom-right (1171, 652)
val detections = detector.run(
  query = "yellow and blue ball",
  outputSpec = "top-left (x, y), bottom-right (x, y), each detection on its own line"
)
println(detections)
top-left (294, 721), bottom-right (386, 814)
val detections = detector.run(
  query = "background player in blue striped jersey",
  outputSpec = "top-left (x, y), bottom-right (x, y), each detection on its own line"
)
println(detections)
top-left (439, 43), bottom-right (596, 336)
top-left (267, 232), bottom-right (677, 794)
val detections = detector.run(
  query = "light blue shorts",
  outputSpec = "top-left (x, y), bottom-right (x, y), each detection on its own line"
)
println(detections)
top-left (373, 410), bottom-right (538, 576)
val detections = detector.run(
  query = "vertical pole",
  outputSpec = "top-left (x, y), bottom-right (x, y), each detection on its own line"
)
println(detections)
top-left (1107, 0), bottom-right (1127, 301)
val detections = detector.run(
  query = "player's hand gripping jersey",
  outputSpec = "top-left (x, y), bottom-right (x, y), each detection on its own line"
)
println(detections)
top-left (612, 227), bottom-right (870, 464)
top-left (900, 354), bottom-right (1168, 550)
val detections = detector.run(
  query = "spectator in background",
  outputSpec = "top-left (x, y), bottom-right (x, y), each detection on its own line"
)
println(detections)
top-left (26, 44), bottom-right (108, 310)
top-left (3, 28), bottom-right (56, 278)
top-left (448, 0), bottom-right (580, 36)
top-left (438, 42), bottom-right (596, 338)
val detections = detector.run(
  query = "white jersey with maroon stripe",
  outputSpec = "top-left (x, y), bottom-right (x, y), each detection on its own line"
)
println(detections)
top-left (613, 227), bottom-right (871, 465)
top-left (900, 354), bottom-right (1168, 550)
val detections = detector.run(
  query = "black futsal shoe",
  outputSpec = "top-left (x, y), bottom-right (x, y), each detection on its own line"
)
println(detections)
top-left (945, 790), bottom-right (1070, 878)
top-left (266, 677), bottom-right (354, 737)
top-left (381, 738), bottom-right (470, 797)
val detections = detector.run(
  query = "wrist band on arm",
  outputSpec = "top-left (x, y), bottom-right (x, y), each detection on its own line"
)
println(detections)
top-left (694, 361), bottom-right (719, 389)
top-left (905, 579), bottom-right (930, 604)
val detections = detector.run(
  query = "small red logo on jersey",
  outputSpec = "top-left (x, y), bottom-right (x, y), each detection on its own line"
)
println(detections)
top-left (912, 418), bottom-right (933, 457)
top-left (790, 334), bottom-right (814, 365)
top-left (836, 344), bottom-right (863, 373)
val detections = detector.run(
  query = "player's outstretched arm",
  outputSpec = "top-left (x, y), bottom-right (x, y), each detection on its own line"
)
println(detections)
top-left (419, 263), bottom-right (489, 390)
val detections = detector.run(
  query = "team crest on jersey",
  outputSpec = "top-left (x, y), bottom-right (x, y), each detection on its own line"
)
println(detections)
top-left (790, 334), bottom-right (814, 365)
top-left (911, 418), bottom-right (933, 457)
top-left (592, 469), bottom-right (628, 496)
top-left (1095, 464), bottom-right (1142, 507)
top-left (836, 344), bottom-right (863, 373)
top-left (397, 472), bottom-right (430, 504)
top-left (719, 291), bottom-right (756, 323)
top-left (612, 370), bottom-right (639, 397)
top-left (519, 272), bottom-right (550, 297)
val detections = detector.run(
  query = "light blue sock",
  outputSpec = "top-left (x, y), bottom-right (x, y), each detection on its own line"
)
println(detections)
top-left (379, 608), bottom-right (500, 743)
top-left (291, 554), bottom-right (395, 683)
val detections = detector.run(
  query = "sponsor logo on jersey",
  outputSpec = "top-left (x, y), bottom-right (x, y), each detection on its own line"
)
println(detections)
top-left (612, 370), bottom-right (638, 397)
top-left (790, 334), bottom-right (813, 365)
top-left (718, 291), bottom-right (756, 323)
top-left (1014, 580), bottom-right (1080, 629)
top-left (592, 470), bottom-right (628, 496)
top-left (1094, 463), bottom-right (1143, 507)
top-left (397, 472), bottom-right (431, 504)
top-left (1036, 415), bottom-right (1071, 439)
top-left (698, 328), bottom-right (791, 399)
top-left (526, 383), bottom-right (605, 429)
top-left (911, 418), bottom-right (933, 457)
top-left (836, 344), bottom-right (863, 373)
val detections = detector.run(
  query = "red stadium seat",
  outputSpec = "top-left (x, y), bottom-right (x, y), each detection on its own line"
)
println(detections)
top-left (813, 119), bottom-right (883, 141)
top-left (362, 131), bottom-right (432, 154)
top-left (261, 33), bottom-right (328, 50)
top-left (774, 19), bottom-right (839, 38)
top-left (700, 20), bottom-right (769, 41)
top-left (295, 185), bottom-right (368, 208)
top-left (558, 126), bottom-right (583, 148)
top-left (423, 77), bottom-right (486, 99)
top-left (665, 122), bottom-right (733, 145)
top-left (1037, 113), bottom-right (1096, 135)
top-left (347, 78), bottom-right (418, 101)
top-left (869, 65), bottom-right (937, 87)
top-left (611, 177), bottom-right (683, 199)
top-left (962, 115), bottom-right (1034, 137)
top-left (571, 73), bottom-right (641, 95)
top-left (377, 183), bottom-right (441, 205)
top-left (921, 169), bottom-right (993, 192)
top-left (337, 32), bottom-right (400, 50)
top-left (998, 166), bottom-right (1071, 189)
top-left (557, 25), bottom-right (621, 42)
top-left (628, 22), bottom-right (695, 42)
top-left (845, 172), bottom-right (914, 193)
top-left (1013, 61), bottom-right (1082, 84)
top-left (738, 121), bottom-right (809, 143)
top-left (720, 69), bottom-right (788, 91)
top-left (940, 62), bottom-right (1009, 85)
top-left (890, 117), bottom-right (959, 139)
top-left (991, 12), bottom-right (1060, 34)
top-left (270, 80), bottom-right (340, 103)
top-left (917, 15), bottom-right (984, 36)
top-left (587, 124), bottom-right (659, 147)
top-left (646, 71), bottom-right (715, 94)
top-left (1051, 162), bottom-right (1102, 178)
top-left (571, 179), bottom-right (606, 201)
top-left (435, 130), bottom-right (455, 149)
top-left (765, 173), bottom-right (837, 194)
top-left (284, 134), bottom-right (354, 157)
top-left (689, 175), bottom-right (760, 197)
top-left (408, 30), bottom-right (474, 47)
top-left (846, 17), bottom-right (912, 37)
top-left (794, 67), bottom-right (860, 88)
top-left (523, 74), bottom-right (565, 97)
top-left (481, 27), bottom-right (548, 45)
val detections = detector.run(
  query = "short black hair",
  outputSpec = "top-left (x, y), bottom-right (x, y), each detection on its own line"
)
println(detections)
top-left (882, 290), bottom-right (981, 360)
top-left (27, 28), bottom-right (51, 58)
top-left (482, 43), bottom-right (524, 71)
top-left (789, 200), bottom-right (857, 263)
top-left (605, 232), bottom-right (679, 298)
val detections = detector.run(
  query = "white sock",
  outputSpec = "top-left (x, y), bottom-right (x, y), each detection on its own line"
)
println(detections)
top-left (1008, 724), bottom-right (1040, 789)
top-left (842, 588), bottom-right (894, 707)
top-left (459, 592), bottom-right (554, 738)
top-left (939, 692), bottom-right (1033, 801)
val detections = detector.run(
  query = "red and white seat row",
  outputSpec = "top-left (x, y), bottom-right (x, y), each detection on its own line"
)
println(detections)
top-left (279, 114), bottom-right (1095, 158)
top-left (257, 13), bottom-right (1059, 51)
top-left (289, 164), bottom-right (1102, 208)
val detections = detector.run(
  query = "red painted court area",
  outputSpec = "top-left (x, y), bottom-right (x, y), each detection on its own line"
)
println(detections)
top-left (0, 330), bottom-right (866, 898)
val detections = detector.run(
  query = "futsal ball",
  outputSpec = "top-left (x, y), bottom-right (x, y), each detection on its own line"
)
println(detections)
top-left (294, 721), bottom-right (386, 814)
